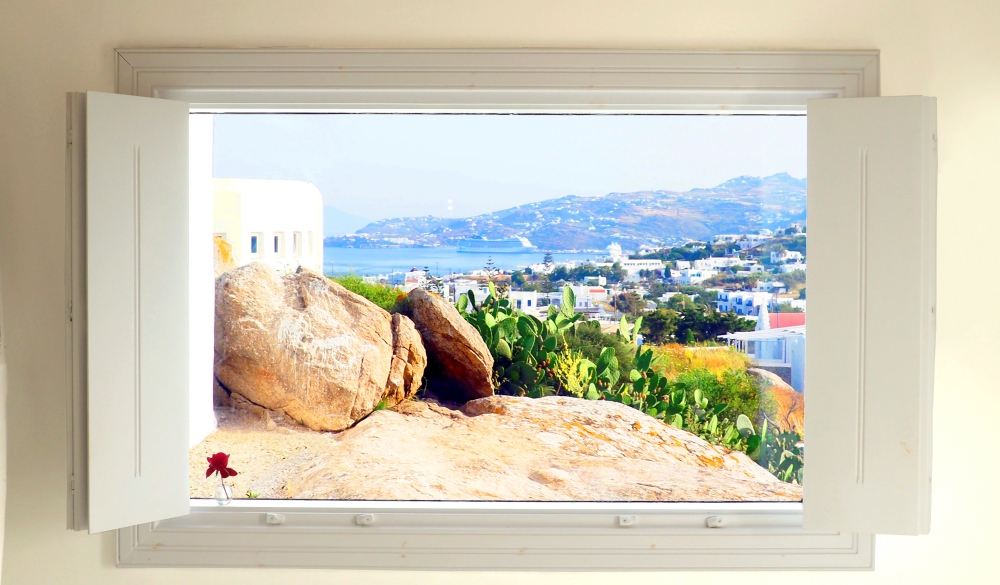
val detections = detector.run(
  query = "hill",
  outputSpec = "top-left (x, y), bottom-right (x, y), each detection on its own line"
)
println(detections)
top-left (329, 173), bottom-right (806, 251)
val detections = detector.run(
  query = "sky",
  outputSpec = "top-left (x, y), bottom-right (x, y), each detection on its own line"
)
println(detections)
top-left (210, 113), bottom-right (806, 236)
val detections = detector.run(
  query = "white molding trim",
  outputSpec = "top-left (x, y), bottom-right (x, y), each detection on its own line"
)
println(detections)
top-left (119, 501), bottom-right (873, 570)
top-left (115, 48), bottom-right (879, 113)
top-left (83, 48), bottom-right (882, 570)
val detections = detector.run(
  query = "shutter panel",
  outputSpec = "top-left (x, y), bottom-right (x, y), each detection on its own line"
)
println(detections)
top-left (86, 91), bottom-right (191, 533)
top-left (804, 96), bottom-right (936, 535)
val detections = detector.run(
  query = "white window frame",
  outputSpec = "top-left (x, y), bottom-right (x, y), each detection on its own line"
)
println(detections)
top-left (73, 48), bottom-right (885, 570)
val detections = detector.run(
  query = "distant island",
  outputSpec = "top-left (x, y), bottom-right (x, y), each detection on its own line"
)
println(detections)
top-left (324, 173), bottom-right (806, 251)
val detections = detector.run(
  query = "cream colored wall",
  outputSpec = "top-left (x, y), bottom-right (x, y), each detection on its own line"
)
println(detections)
top-left (1, 1), bottom-right (997, 583)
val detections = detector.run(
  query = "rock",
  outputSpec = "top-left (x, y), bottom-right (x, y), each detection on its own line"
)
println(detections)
top-left (214, 263), bottom-right (427, 431)
top-left (214, 235), bottom-right (237, 278)
top-left (407, 288), bottom-right (494, 402)
top-left (213, 377), bottom-right (231, 407)
top-left (230, 392), bottom-right (278, 431)
top-left (748, 368), bottom-right (804, 435)
top-left (747, 367), bottom-right (791, 389)
top-left (384, 313), bottom-right (428, 408)
top-left (278, 395), bottom-right (801, 502)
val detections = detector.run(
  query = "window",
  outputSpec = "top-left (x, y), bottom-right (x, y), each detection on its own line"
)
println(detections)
top-left (293, 231), bottom-right (302, 256)
top-left (249, 233), bottom-right (261, 257)
top-left (67, 49), bottom-right (935, 570)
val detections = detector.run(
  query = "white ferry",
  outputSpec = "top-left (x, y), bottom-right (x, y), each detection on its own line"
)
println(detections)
top-left (456, 236), bottom-right (537, 253)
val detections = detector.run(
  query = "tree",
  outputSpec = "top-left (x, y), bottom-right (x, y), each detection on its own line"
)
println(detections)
top-left (673, 305), bottom-right (755, 345)
top-left (483, 256), bottom-right (498, 280)
top-left (614, 291), bottom-right (644, 317)
top-left (609, 262), bottom-right (627, 283)
top-left (642, 308), bottom-right (679, 344)
top-left (511, 270), bottom-right (526, 287)
top-left (550, 265), bottom-right (570, 282)
top-left (543, 251), bottom-right (554, 268)
top-left (664, 293), bottom-right (694, 311)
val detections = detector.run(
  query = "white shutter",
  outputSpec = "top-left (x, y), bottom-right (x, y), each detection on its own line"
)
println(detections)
top-left (804, 96), bottom-right (936, 535)
top-left (85, 91), bottom-right (191, 533)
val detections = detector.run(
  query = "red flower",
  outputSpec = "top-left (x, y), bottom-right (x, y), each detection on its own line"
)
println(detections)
top-left (206, 452), bottom-right (239, 479)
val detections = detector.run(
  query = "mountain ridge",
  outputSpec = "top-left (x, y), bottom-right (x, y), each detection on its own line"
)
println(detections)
top-left (329, 173), bottom-right (806, 250)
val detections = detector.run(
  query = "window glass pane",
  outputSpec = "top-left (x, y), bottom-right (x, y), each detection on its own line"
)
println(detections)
top-left (201, 113), bottom-right (806, 503)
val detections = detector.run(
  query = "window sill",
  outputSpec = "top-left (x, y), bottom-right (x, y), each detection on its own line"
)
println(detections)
top-left (118, 500), bottom-right (873, 570)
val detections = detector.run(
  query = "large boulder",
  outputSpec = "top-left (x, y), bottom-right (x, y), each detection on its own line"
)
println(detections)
top-left (407, 288), bottom-right (494, 402)
top-left (214, 263), bottom-right (426, 431)
top-left (254, 395), bottom-right (800, 501)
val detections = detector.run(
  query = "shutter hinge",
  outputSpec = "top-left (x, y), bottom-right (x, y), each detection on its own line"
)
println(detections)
top-left (67, 130), bottom-right (73, 146)
top-left (68, 301), bottom-right (73, 322)
top-left (70, 475), bottom-right (75, 494)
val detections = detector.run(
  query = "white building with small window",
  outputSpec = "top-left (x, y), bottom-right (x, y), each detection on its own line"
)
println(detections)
top-left (779, 262), bottom-right (807, 273)
top-left (753, 280), bottom-right (788, 294)
top-left (738, 233), bottom-right (774, 250)
top-left (693, 256), bottom-right (742, 270)
top-left (719, 325), bottom-right (806, 391)
top-left (676, 268), bottom-right (717, 285)
top-left (716, 290), bottom-right (775, 315)
top-left (711, 234), bottom-right (743, 245)
top-left (213, 178), bottom-right (324, 274)
top-left (770, 249), bottom-right (804, 264)
top-left (618, 258), bottom-right (665, 281)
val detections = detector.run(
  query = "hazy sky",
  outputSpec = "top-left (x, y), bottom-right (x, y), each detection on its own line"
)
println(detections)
top-left (212, 113), bottom-right (806, 230)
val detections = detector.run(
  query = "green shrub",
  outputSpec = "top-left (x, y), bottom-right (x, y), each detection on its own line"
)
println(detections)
top-left (673, 367), bottom-right (760, 425)
top-left (331, 274), bottom-right (404, 312)
top-left (563, 320), bottom-right (636, 374)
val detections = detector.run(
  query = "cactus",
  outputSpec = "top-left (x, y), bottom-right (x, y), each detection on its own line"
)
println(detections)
top-left (460, 285), bottom-right (584, 397)
top-left (616, 315), bottom-right (644, 345)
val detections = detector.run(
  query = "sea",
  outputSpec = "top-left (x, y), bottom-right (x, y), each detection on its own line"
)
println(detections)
top-left (323, 246), bottom-right (604, 277)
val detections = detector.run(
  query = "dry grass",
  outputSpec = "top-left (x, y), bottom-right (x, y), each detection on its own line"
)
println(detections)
top-left (650, 343), bottom-right (750, 380)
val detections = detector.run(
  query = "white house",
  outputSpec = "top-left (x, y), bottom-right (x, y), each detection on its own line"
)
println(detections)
top-left (693, 256), bottom-right (742, 270)
top-left (452, 281), bottom-right (487, 303)
top-left (753, 280), bottom-right (788, 294)
top-left (739, 233), bottom-right (774, 250)
top-left (715, 290), bottom-right (775, 315)
top-left (676, 268), bottom-right (717, 285)
top-left (770, 249), bottom-right (804, 264)
top-left (544, 285), bottom-right (609, 308)
top-left (618, 258), bottom-right (665, 281)
top-left (711, 234), bottom-right (742, 245)
top-left (213, 178), bottom-right (324, 274)
top-left (779, 262), bottom-right (807, 273)
top-left (508, 290), bottom-right (541, 315)
top-left (719, 325), bottom-right (806, 391)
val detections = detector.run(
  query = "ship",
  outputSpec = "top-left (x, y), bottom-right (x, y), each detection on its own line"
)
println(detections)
top-left (456, 236), bottom-right (537, 253)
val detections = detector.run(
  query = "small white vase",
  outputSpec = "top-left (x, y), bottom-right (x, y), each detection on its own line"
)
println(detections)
top-left (214, 483), bottom-right (234, 505)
